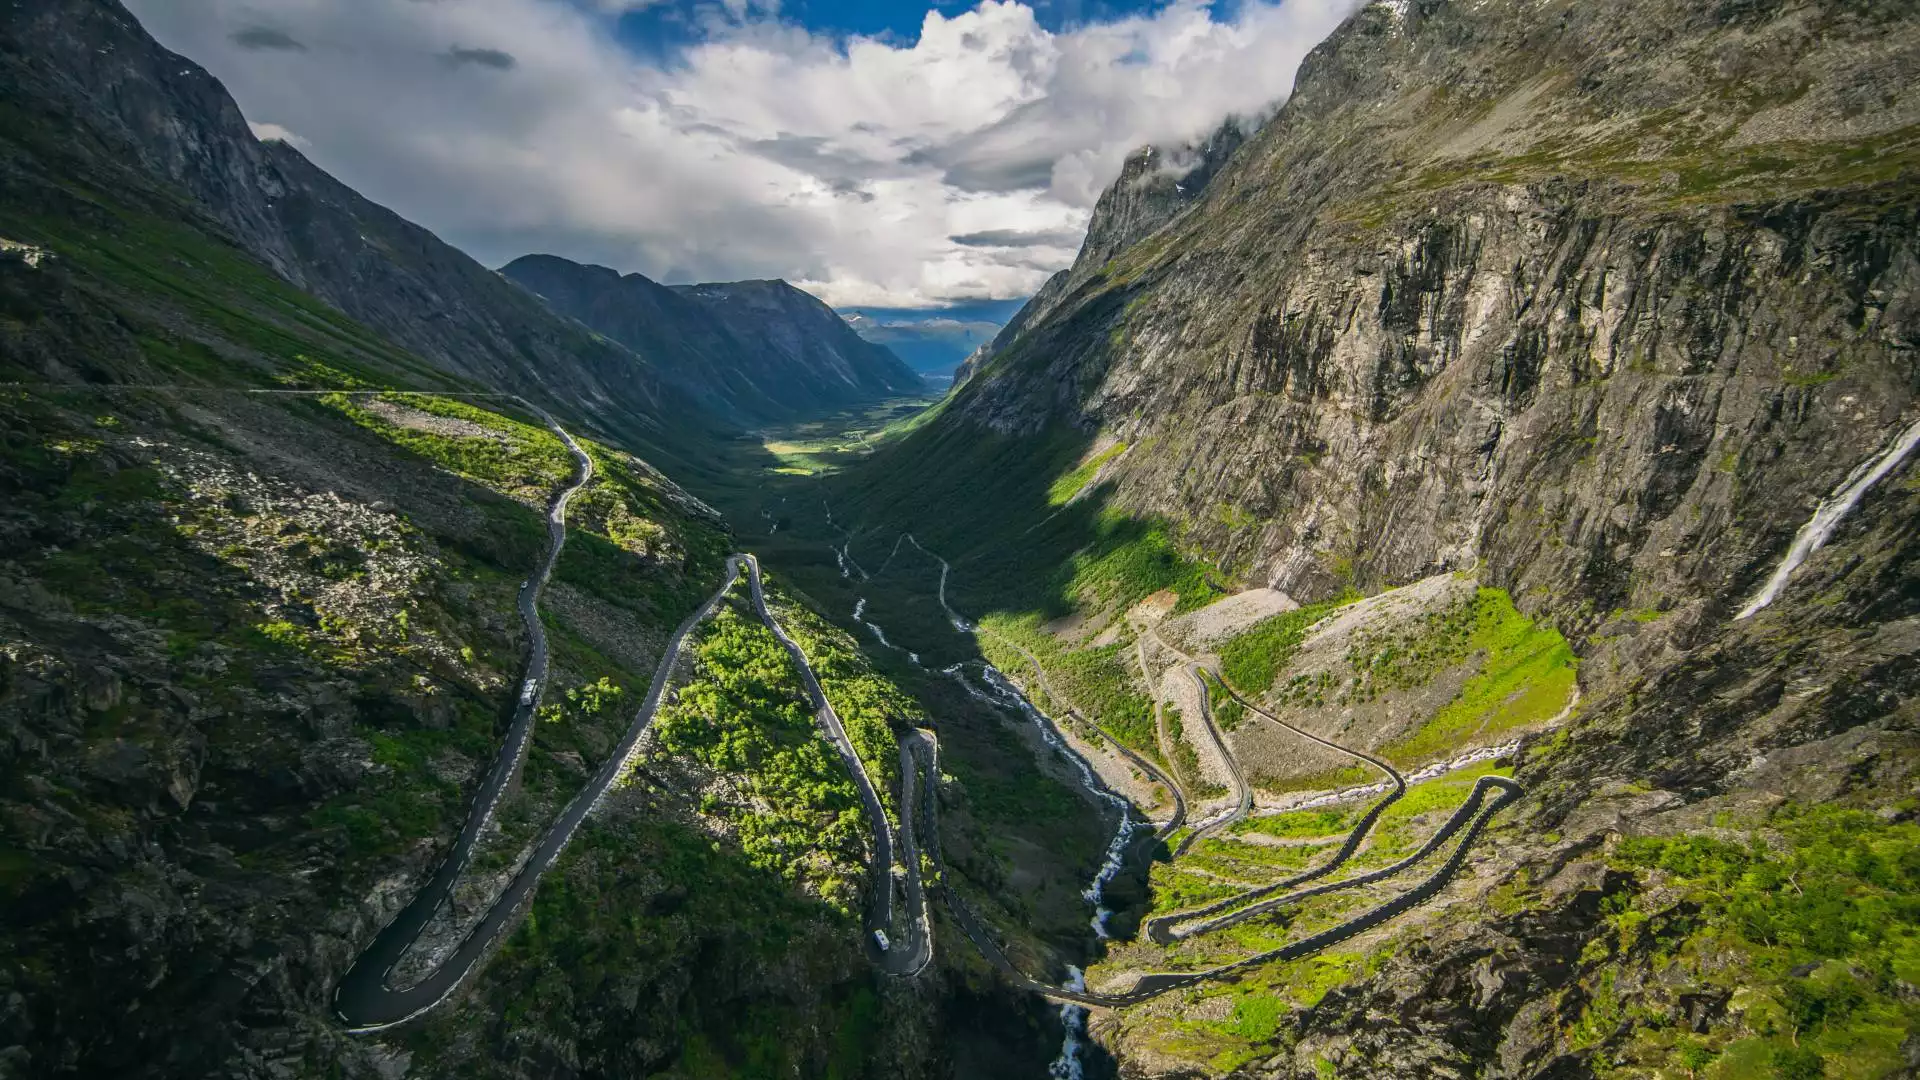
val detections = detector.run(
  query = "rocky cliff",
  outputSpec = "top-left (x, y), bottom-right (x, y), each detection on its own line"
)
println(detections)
top-left (954, 117), bottom-right (1248, 391)
top-left (848, 0), bottom-right (1920, 1075)
top-left (950, 0), bottom-right (1917, 625)
top-left (502, 255), bottom-right (924, 424)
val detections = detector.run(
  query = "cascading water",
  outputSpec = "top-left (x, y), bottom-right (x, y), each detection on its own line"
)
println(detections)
top-left (972, 666), bottom-right (1144, 937)
top-left (1735, 416), bottom-right (1920, 620)
top-left (852, 529), bottom-right (1139, 1075)
top-left (852, 597), bottom-right (921, 666)
top-left (946, 664), bottom-right (1129, 1080)
top-left (1048, 966), bottom-right (1091, 1080)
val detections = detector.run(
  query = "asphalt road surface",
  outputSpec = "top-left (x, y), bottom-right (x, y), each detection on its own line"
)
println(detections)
top-left (893, 536), bottom-right (1525, 1009)
top-left (334, 406), bottom-right (608, 1031)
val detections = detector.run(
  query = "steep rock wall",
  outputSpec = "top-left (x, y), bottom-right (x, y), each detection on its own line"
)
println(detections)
top-left (953, 0), bottom-right (1918, 637)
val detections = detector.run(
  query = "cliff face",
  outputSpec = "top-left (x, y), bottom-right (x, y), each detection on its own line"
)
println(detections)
top-left (953, 0), bottom-right (1918, 626)
top-left (502, 255), bottom-right (925, 424)
top-left (864, 0), bottom-right (1920, 1075)
top-left (954, 119), bottom-right (1248, 391)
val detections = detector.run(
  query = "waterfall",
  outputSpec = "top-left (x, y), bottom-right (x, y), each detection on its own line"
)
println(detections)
top-left (1735, 417), bottom-right (1920, 620)
top-left (1048, 966), bottom-right (1091, 1080)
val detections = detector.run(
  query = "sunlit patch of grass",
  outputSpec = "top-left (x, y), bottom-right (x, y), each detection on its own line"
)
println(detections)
top-left (1047, 441), bottom-right (1128, 506)
top-left (1381, 589), bottom-right (1575, 764)
top-left (1217, 593), bottom-right (1358, 696)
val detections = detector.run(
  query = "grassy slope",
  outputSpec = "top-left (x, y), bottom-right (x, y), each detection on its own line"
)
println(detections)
top-left (1214, 583), bottom-right (1577, 769)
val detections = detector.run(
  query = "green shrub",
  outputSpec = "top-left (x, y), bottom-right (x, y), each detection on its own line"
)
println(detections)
top-left (1218, 594), bottom-right (1357, 695)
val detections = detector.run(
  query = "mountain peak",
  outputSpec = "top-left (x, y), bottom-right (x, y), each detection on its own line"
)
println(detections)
top-left (503, 253), bottom-right (923, 422)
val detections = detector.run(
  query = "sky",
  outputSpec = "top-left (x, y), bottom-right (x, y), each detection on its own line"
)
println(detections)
top-left (126, 0), bottom-right (1361, 310)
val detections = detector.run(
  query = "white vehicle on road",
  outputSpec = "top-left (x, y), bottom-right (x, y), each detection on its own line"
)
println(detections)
top-left (871, 929), bottom-right (890, 952)
top-left (519, 679), bottom-right (538, 707)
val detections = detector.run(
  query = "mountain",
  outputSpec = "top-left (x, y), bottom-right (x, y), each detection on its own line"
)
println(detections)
top-left (9, 0), bottom-right (1920, 1076)
top-left (0, 3), bottom-right (1009, 1079)
top-left (501, 254), bottom-right (924, 424)
top-left (840, 312), bottom-right (1002, 386)
top-left (835, 0), bottom-right (1920, 1074)
top-left (951, 117), bottom-right (1246, 391)
top-left (0, 0), bottom-right (741, 472)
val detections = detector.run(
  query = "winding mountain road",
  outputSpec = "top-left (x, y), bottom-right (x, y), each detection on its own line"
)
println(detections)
top-left (892, 731), bottom-right (940, 978)
top-left (1168, 661), bottom-right (1252, 858)
top-left (335, 405), bottom-right (604, 1031)
top-left (870, 533), bottom-right (1525, 1009)
top-left (14, 387), bottom-right (936, 1026)
top-left (740, 554), bottom-right (910, 967)
top-left (1143, 673), bottom-right (1408, 943)
top-left (333, 544), bottom-right (939, 1029)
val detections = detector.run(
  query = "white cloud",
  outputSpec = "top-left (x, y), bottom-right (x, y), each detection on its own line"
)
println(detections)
top-left (127, 0), bottom-right (1359, 308)
top-left (247, 121), bottom-right (310, 148)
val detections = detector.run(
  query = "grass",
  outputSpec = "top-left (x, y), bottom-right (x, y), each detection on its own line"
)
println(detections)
top-left (437, 815), bottom-right (881, 1078)
top-left (768, 588), bottom-right (912, 810)
top-left (1574, 804), bottom-right (1920, 1079)
top-left (756, 397), bottom-right (941, 476)
top-left (1220, 584), bottom-right (1575, 771)
top-left (1217, 593), bottom-right (1359, 696)
top-left (1232, 807), bottom-right (1353, 841)
top-left (820, 418), bottom-right (1221, 623)
top-left (650, 594), bottom-right (873, 911)
top-left (1163, 702), bottom-right (1227, 799)
top-left (325, 393), bottom-right (574, 498)
top-left (977, 612), bottom-right (1160, 756)
top-left (1136, 949), bottom-right (1390, 1074)
top-left (1048, 441), bottom-right (1128, 506)
top-left (1379, 588), bottom-right (1576, 764)
top-left (9, 190), bottom-right (459, 391)
top-left (1370, 124), bottom-right (1920, 222)
top-left (1060, 514), bottom-right (1217, 615)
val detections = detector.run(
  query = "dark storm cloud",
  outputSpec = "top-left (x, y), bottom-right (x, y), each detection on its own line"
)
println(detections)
top-left (903, 100), bottom-right (1063, 193)
top-left (442, 46), bottom-right (517, 71)
top-left (948, 228), bottom-right (1084, 248)
top-left (746, 134), bottom-right (870, 178)
top-left (903, 143), bottom-right (1057, 193)
top-left (939, 156), bottom-right (1057, 192)
top-left (741, 134), bottom-right (909, 193)
top-left (230, 27), bottom-right (306, 52)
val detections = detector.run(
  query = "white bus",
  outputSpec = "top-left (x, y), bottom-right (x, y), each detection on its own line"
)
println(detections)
top-left (519, 679), bottom-right (538, 707)
top-left (871, 929), bottom-right (890, 952)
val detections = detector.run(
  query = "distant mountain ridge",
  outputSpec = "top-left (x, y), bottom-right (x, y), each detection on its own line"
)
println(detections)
top-left (840, 312), bottom-right (1001, 386)
top-left (502, 254), bottom-right (924, 424)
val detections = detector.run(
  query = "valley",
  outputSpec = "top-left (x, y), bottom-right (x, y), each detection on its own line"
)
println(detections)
top-left (4, 0), bottom-right (1919, 1078)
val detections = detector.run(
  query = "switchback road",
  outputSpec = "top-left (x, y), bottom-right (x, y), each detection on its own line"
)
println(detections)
top-left (334, 549), bottom-right (932, 1028)
top-left (335, 407), bottom-right (606, 1031)
top-left (874, 535), bottom-right (1524, 1009)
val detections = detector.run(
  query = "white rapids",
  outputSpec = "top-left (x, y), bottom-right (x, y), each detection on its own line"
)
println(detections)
top-left (948, 663), bottom-right (1144, 938)
top-left (1735, 416), bottom-right (1920, 620)
top-left (849, 527), bottom-right (1144, 1075)
top-left (851, 597), bottom-right (921, 666)
top-left (1048, 965), bottom-right (1092, 1080)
